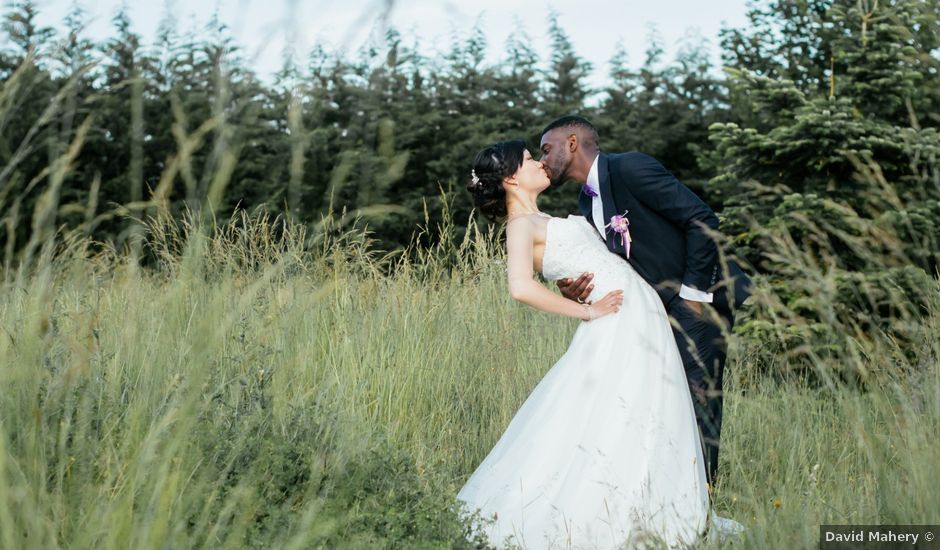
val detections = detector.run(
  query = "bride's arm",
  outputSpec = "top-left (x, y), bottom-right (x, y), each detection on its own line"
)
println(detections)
top-left (506, 218), bottom-right (621, 321)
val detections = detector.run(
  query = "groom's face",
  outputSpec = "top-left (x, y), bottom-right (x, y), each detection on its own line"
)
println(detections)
top-left (539, 129), bottom-right (574, 185)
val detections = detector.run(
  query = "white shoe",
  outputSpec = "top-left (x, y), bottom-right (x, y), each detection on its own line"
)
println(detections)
top-left (708, 515), bottom-right (745, 542)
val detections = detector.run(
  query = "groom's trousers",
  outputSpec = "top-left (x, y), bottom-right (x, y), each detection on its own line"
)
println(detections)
top-left (666, 294), bottom-right (735, 485)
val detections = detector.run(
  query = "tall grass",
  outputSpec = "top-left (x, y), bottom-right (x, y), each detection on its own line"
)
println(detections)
top-left (0, 206), bottom-right (936, 549)
top-left (2, 33), bottom-right (938, 549)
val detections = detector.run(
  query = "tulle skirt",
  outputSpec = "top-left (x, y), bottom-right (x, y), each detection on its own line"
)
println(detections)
top-left (457, 287), bottom-right (709, 549)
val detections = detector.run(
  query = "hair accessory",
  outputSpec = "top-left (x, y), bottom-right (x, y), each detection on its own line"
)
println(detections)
top-left (470, 169), bottom-right (480, 188)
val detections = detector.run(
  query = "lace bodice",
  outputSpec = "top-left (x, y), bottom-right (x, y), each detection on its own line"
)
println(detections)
top-left (541, 215), bottom-right (644, 302)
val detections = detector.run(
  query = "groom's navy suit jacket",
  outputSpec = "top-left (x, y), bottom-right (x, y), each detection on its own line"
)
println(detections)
top-left (579, 152), bottom-right (752, 310)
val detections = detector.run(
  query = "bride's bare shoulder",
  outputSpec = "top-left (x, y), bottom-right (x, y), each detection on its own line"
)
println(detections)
top-left (506, 214), bottom-right (549, 242)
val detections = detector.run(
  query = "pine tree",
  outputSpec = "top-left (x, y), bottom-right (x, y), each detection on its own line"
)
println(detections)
top-left (720, 0), bottom-right (835, 95)
top-left (47, 3), bottom-right (99, 234)
top-left (706, 0), bottom-right (940, 368)
top-left (77, 8), bottom-right (153, 245)
top-left (0, 2), bottom-right (727, 259)
top-left (0, 1), bottom-right (59, 256)
top-left (1, 0), bottom-right (55, 59)
top-left (541, 13), bottom-right (592, 117)
top-left (598, 29), bottom-right (725, 191)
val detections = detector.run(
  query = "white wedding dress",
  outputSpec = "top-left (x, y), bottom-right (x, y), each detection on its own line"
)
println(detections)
top-left (457, 215), bottom-right (709, 549)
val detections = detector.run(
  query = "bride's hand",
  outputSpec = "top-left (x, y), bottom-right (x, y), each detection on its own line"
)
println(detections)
top-left (583, 290), bottom-right (623, 321)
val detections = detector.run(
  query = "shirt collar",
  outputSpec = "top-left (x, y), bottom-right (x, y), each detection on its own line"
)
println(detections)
top-left (585, 154), bottom-right (600, 195)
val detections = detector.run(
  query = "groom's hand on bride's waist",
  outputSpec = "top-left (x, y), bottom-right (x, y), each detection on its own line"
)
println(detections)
top-left (558, 272), bottom-right (595, 304)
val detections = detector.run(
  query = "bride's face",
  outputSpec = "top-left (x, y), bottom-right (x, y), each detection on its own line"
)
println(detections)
top-left (507, 149), bottom-right (550, 194)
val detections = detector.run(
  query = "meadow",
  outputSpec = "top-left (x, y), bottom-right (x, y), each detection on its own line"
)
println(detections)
top-left (0, 209), bottom-right (936, 549)
top-left (2, 2), bottom-right (939, 545)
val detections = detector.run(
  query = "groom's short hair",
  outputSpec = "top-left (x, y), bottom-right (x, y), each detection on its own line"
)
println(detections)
top-left (541, 115), bottom-right (599, 150)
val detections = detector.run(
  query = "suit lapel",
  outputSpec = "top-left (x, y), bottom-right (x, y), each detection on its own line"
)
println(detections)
top-left (578, 188), bottom-right (593, 223)
top-left (598, 154), bottom-right (626, 256)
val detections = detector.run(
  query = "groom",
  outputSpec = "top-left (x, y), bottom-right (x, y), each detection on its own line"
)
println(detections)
top-left (539, 115), bottom-right (751, 485)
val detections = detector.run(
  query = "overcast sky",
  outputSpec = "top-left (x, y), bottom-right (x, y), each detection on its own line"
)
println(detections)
top-left (32, 0), bottom-right (751, 89)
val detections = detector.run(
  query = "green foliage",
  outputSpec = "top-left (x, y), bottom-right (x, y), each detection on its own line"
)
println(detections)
top-left (3, 1), bottom-right (940, 546)
top-left (598, 28), bottom-right (728, 193)
top-left (720, 0), bottom-right (835, 94)
top-left (707, 0), bottom-right (940, 378)
top-left (0, 212), bottom-right (503, 549)
top-left (3, 0), bottom-right (939, 380)
top-left (0, 211), bottom-right (936, 548)
top-left (542, 12), bottom-right (593, 116)
top-left (0, 4), bottom-right (733, 259)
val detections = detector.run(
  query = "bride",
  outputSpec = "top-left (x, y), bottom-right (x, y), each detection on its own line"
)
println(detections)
top-left (458, 139), bottom-right (710, 549)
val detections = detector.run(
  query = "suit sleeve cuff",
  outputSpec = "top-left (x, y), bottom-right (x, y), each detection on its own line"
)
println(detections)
top-left (679, 284), bottom-right (714, 303)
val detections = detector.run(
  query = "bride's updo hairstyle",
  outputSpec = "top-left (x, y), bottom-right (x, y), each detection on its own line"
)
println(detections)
top-left (467, 139), bottom-right (526, 220)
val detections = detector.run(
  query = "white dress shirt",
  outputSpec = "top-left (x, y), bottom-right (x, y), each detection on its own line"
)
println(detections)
top-left (585, 154), bottom-right (713, 303)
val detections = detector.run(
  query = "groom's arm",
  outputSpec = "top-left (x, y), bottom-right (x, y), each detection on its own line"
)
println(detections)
top-left (620, 152), bottom-right (719, 300)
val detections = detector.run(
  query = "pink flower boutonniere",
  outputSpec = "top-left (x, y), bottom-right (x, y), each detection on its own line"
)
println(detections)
top-left (606, 211), bottom-right (632, 258)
